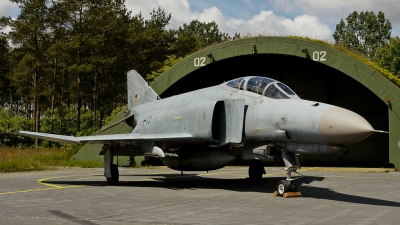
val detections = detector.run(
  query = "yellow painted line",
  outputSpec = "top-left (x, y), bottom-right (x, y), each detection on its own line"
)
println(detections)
top-left (0, 171), bottom-right (230, 195)
top-left (37, 176), bottom-right (76, 188)
top-left (0, 174), bottom-right (105, 195)
top-left (14, 175), bottom-right (90, 194)
top-left (173, 116), bottom-right (183, 120)
top-left (0, 187), bottom-right (60, 195)
top-left (0, 185), bottom-right (83, 196)
top-left (2, 171), bottom-right (245, 195)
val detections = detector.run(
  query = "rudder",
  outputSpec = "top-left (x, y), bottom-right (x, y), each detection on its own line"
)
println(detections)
top-left (127, 70), bottom-right (160, 109)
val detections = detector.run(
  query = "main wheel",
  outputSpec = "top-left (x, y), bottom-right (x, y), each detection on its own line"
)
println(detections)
top-left (248, 159), bottom-right (264, 180)
top-left (106, 164), bottom-right (119, 185)
top-left (289, 181), bottom-right (297, 192)
top-left (277, 180), bottom-right (289, 196)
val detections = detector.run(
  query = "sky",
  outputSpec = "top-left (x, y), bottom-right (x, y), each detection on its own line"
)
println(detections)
top-left (1, 0), bottom-right (400, 41)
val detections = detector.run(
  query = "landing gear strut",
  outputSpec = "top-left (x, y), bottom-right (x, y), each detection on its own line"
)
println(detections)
top-left (107, 164), bottom-right (119, 185)
top-left (248, 159), bottom-right (266, 180)
top-left (277, 151), bottom-right (301, 196)
top-left (103, 145), bottom-right (119, 185)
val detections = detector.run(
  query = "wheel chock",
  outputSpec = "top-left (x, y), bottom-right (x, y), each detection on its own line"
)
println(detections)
top-left (273, 191), bottom-right (302, 197)
top-left (283, 192), bottom-right (302, 198)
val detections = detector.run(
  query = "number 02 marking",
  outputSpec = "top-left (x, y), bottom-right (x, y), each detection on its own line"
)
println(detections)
top-left (312, 51), bottom-right (327, 61)
top-left (194, 57), bottom-right (206, 67)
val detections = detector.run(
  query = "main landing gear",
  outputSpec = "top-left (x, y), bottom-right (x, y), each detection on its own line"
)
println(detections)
top-left (248, 158), bottom-right (266, 180)
top-left (276, 151), bottom-right (302, 196)
top-left (103, 145), bottom-right (119, 185)
top-left (107, 164), bottom-right (119, 185)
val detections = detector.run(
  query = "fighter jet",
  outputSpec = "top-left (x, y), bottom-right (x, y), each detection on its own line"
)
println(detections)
top-left (11, 70), bottom-right (385, 196)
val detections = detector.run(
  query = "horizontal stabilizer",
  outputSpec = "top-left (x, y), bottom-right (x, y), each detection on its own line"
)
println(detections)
top-left (10, 130), bottom-right (193, 145)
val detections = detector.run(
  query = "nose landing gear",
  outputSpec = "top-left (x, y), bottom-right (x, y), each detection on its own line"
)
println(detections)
top-left (275, 151), bottom-right (302, 197)
top-left (277, 167), bottom-right (299, 195)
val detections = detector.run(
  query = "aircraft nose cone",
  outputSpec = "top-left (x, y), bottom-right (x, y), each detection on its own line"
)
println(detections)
top-left (319, 107), bottom-right (374, 145)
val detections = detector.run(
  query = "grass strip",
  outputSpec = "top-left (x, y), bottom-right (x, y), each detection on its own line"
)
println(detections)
top-left (0, 146), bottom-right (103, 172)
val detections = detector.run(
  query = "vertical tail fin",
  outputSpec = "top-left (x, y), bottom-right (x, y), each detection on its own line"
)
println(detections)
top-left (127, 70), bottom-right (160, 109)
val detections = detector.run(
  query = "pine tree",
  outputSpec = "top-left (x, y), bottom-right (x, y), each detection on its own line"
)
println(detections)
top-left (7, 0), bottom-right (51, 146)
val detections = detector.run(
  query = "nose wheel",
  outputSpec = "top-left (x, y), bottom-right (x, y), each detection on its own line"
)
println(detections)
top-left (277, 180), bottom-right (297, 195)
top-left (277, 180), bottom-right (289, 195)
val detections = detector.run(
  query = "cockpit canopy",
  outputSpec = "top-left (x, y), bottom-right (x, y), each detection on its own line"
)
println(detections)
top-left (226, 76), bottom-right (300, 99)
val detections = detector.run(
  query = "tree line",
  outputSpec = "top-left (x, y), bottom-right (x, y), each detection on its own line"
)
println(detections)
top-left (333, 11), bottom-right (399, 77)
top-left (0, 0), bottom-right (231, 147)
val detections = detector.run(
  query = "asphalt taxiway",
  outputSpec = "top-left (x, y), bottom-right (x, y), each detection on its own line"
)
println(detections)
top-left (0, 166), bottom-right (399, 225)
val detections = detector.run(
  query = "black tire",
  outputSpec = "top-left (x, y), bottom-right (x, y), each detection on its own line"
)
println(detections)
top-left (277, 180), bottom-right (289, 196)
top-left (289, 181), bottom-right (297, 192)
top-left (248, 159), bottom-right (264, 180)
top-left (106, 164), bottom-right (119, 185)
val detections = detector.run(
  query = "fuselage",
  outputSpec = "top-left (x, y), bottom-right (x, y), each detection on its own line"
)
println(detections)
top-left (130, 76), bottom-right (374, 149)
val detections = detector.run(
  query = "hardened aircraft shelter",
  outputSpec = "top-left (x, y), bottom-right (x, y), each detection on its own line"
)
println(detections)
top-left (76, 37), bottom-right (400, 169)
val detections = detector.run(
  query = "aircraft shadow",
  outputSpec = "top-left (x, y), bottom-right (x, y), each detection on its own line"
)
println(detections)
top-left (43, 174), bottom-right (400, 207)
top-left (296, 177), bottom-right (400, 207)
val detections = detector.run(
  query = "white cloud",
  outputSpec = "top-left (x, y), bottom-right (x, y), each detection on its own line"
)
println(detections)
top-left (268, 0), bottom-right (400, 36)
top-left (125, 0), bottom-right (227, 30)
top-left (227, 18), bottom-right (245, 29)
top-left (194, 7), bottom-right (225, 25)
top-left (226, 10), bottom-right (331, 39)
top-left (125, 0), bottom-right (332, 39)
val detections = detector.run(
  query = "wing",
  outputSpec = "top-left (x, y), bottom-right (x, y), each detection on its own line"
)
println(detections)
top-left (9, 130), bottom-right (193, 145)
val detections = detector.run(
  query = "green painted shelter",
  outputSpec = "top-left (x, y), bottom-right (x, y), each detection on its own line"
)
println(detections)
top-left (75, 37), bottom-right (400, 170)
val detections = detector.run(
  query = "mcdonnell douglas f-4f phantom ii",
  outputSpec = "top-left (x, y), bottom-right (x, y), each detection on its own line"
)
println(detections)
top-left (11, 70), bottom-right (387, 195)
